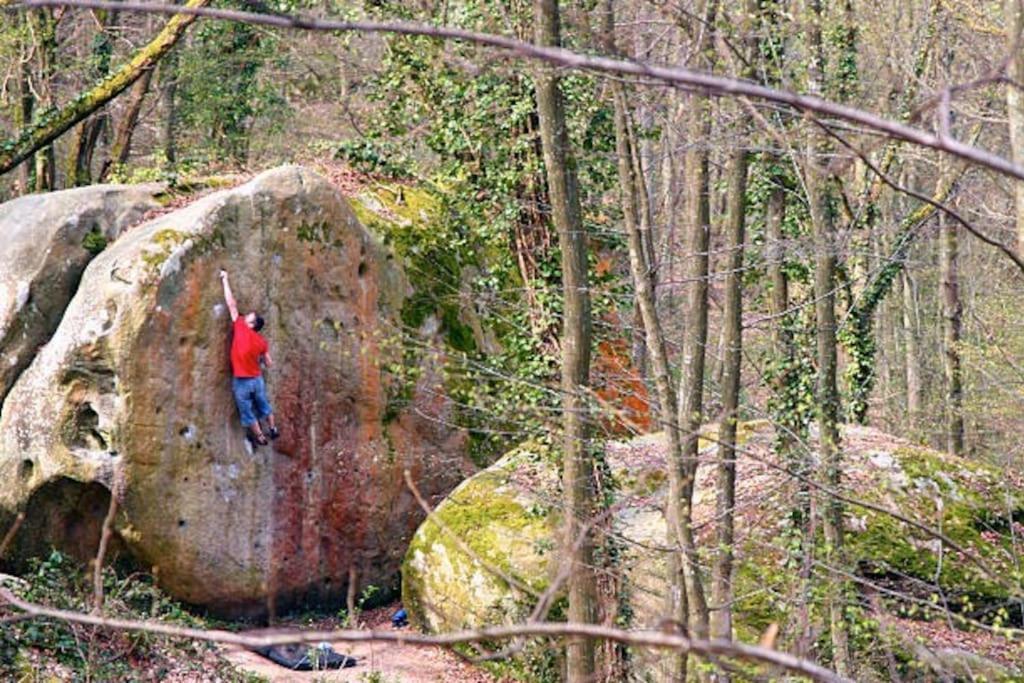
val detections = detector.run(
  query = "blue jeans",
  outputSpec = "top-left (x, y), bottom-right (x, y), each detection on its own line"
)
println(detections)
top-left (232, 376), bottom-right (273, 427)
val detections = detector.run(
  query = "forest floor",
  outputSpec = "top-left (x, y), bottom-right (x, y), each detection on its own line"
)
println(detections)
top-left (220, 604), bottom-right (497, 683)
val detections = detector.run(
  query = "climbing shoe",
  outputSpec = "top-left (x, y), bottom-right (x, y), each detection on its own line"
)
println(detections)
top-left (268, 427), bottom-right (280, 440)
top-left (246, 430), bottom-right (268, 447)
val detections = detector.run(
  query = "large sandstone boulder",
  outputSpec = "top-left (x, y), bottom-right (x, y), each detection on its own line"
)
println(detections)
top-left (0, 166), bottom-right (469, 615)
top-left (402, 423), bottom-right (1024, 680)
top-left (0, 184), bottom-right (163, 404)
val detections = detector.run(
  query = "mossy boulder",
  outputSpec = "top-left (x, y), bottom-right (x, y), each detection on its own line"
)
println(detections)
top-left (402, 422), bottom-right (1024, 680)
top-left (0, 166), bottom-right (471, 616)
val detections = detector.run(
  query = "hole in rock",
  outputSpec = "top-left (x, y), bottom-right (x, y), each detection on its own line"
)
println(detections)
top-left (68, 403), bottom-right (108, 451)
top-left (357, 261), bottom-right (367, 277)
top-left (8, 478), bottom-right (120, 570)
top-left (178, 519), bottom-right (187, 528)
top-left (18, 459), bottom-right (33, 481)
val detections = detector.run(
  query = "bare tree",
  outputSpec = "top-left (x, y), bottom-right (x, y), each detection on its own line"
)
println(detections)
top-left (533, 0), bottom-right (596, 679)
top-left (803, 0), bottom-right (851, 674)
top-left (674, 0), bottom-right (718, 645)
top-left (0, 0), bottom-right (209, 176)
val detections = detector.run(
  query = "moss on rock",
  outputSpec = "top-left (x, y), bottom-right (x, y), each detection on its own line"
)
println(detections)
top-left (402, 422), bottom-right (1024, 680)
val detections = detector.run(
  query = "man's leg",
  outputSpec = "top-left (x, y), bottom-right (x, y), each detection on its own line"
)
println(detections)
top-left (233, 378), bottom-right (267, 445)
top-left (253, 377), bottom-right (278, 440)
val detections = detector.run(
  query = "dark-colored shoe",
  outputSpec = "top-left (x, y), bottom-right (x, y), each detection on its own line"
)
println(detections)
top-left (268, 427), bottom-right (280, 440)
top-left (245, 431), bottom-right (261, 448)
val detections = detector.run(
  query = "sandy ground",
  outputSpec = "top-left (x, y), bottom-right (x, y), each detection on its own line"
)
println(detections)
top-left (220, 606), bottom-right (497, 683)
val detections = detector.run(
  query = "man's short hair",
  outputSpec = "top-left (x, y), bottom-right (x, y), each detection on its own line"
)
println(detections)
top-left (253, 315), bottom-right (265, 332)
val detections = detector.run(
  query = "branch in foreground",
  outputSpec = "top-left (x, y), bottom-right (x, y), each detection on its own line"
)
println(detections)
top-left (9, 0), bottom-right (1024, 181)
top-left (0, 0), bottom-right (209, 175)
top-left (0, 586), bottom-right (850, 683)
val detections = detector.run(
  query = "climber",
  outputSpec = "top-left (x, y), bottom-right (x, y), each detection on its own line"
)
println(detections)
top-left (220, 269), bottom-right (279, 447)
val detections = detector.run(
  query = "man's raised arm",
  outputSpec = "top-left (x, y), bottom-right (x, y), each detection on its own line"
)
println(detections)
top-left (220, 270), bottom-right (239, 321)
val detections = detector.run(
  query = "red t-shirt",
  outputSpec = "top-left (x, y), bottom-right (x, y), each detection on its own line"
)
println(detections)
top-left (230, 317), bottom-right (268, 378)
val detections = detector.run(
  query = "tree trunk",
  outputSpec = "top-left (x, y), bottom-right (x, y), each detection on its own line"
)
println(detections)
top-left (68, 9), bottom-right (117, 186)
top-left (31, 9), bottom-right (58, 191)
top-left (674, 0), bottom-right (718, 645)
top-left (710, 0), bottom-right (755, 653)
top-left (805, 0), bottom-right (851, 675)
top-left (901, 270), bottom-right (923, 423)
top-left (1008, 0), bottom-right (1024, 254)
top-left (100, 69), bottom-right (155, 180)
top-left (939, 204), bottom-right (964, 455)
top-left (612, 84), bottom-right (687, 681)
top-left (766, 175), bottom-right (793, 425)
top-left (711, 143), bottom-right (746, 648)
top-left (0, 0), bottom-right (210, 177)
top-left (16, 21), bottom-right (35, 193)
top-left (160, 45), bottom-right (181, 167)
top-left (533, 1), bottom-right (596, 680)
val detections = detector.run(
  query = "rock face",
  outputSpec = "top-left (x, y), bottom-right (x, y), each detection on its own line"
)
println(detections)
top-left (403, 423), bottom-right (1024, 680)
top-left (0, 167), bottom-right (469, 615)
top-left (0, 184), bottom-right (163, 404)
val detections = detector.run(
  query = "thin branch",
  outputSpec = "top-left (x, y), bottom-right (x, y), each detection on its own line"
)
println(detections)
top-left (0, 512), bottom-right (25, 560)
top-left (6, 0), bottom-right (1024, 180)
top-left (818, 121), bottom-right (1024, 274)
top-left (91, 472), bottom-right (122, 614)
top-left (0, 586), bottom-right (851, 683)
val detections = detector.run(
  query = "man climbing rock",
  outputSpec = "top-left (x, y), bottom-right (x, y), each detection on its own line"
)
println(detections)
top-left (220, 269), bottom-right (280, 447)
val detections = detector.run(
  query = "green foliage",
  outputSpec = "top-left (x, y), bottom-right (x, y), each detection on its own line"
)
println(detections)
top-left (176, 2), bottom-right (289, 165)
top-left (344, 0), bottom-right (621, 465)
top-left (81, 226), bottom-right (107, 255)
top-left (0, 550), bottom-right (247, 681)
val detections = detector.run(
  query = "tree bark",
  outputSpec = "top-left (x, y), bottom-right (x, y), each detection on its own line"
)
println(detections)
top-left (710, 0), bottom-right (755, 653)
top-left (533, 1), bottom-right (596, 680)
top-left (1008, 0), bottom-right (1024, 254)
top-left (805, 0), bottom-right (851, 675)
top-left (100, 68), bottom-right (155, 180)
top-left (674, 0), bottom-right (718, 645)
top-left (0, 0), bottom-right (210, 177)
top-left (712, 143), bottom-right (747, 650)
top-left (939, 201), bottom-right (964, 455)
top-left (901, 270), bottom-right (922, 423)
top-left (16, 19), bottom-right (35, 193)
top-left (160, 45), bottom-right (180, 167)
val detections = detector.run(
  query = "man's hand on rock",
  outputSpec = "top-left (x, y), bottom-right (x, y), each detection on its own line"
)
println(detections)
top-left (219, 269), bottom-right (228, 281)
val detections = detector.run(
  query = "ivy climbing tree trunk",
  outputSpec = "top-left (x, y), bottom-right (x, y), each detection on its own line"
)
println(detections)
top-left (0, 0), bottom-right (210, 177)
top-left (533, 0), bottom-right (596, 680)
top-left (804, 0), bottom-right (851, 675)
